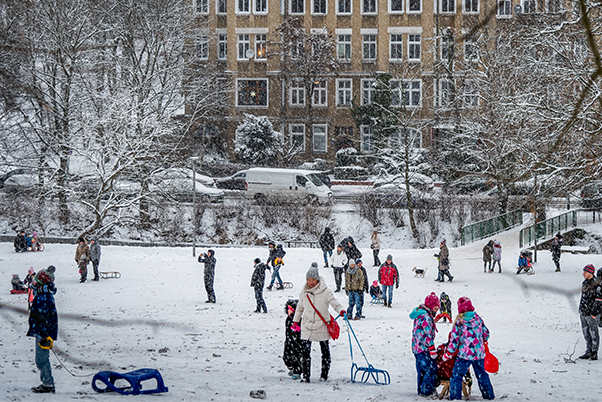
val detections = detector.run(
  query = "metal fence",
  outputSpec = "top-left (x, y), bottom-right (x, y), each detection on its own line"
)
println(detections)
top-left (518, 209), bottom-right (601, 248)
top-left (461, 210), bottom-right (523, 246)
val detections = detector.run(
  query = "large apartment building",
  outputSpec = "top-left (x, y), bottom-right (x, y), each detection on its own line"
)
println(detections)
top-left (192, 0), bottom-right (571, 161)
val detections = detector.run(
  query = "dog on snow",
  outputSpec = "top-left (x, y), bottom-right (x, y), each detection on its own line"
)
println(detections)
top-left (412, 267), bottom-right (427, 278)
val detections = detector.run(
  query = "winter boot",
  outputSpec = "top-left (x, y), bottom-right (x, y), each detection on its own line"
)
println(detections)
top-left (555, 268), bottom-right (561, 272)
top-left (579, 352), bottom-right (591, 359)
top-left (383, 301), bottom-right (388, 307)
top-left (590, 352), bottom-right (598, 361)
top-left (32, 385), bottom-right (55, 394)
top-left (276, 284), bottom-right (284, 290)
top-left (266, 285), bottom-right (272, 291)
top-left (388, 302), bottom-right (392, 308)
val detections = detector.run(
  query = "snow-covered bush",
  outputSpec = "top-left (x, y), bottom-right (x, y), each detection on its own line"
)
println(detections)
top-left (234, 114), bottom-right (282, 166)
top-left (334, 166), bottom-right (369, 180)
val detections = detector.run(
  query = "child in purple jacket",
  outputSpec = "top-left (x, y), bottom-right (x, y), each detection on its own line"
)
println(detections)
top-left (443, 297), bottom-right (495, 400)
top-left (409, 292), bottom-right (440, 397)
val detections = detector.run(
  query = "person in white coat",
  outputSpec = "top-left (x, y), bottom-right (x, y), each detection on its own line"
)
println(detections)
top-left (293, 263), bottom-right (345, 383)
top-left (329, 244), bottom-right (348, 292)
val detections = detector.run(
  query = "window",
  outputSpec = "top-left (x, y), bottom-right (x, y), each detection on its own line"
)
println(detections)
top-left (363, 0), bottom-right (376, 13)
top-left (238, 34), bottom-right (250, 59)
top-left (497, 0), bottom-right (511, 16)
top-left (237, 79), bottom-right (268, 106)
top-left (390, 128), bottom-right (422, 149)
top-left (218, 34), bottom-right (227, 60)
top-left (361, 79), bottom-right (376, 105)
top-left (408, 34), bottom-right (421, 61)
top-left (439, 80), bottom-right (453, 107)
top-left (338, 0), bottom-right (352, 13)
top-left (463, 80), bottom-right (478, 108)
top-left (390, 34), bottom-right (403, 61)
top-left (464, 39), bottom-right (478, 61)
top-left (313, 81), bottom-right (327, 107)
top-left (391, 80), bottom-right (421, 107)
top-left (390, 0), bottom-right (403, 12)
top-left (313, 0), bottom-right (327, 13)
top-left (337, 35), bottom-right (351, 60)
top-left (335, 126), bottom-right (353, 137)
top-left (464, 0), bottom-right (478, 13)
top-left (255, 34), bottom-right (267, 60)
top-left (290, 79), bottom-right (305, 106)
top-left (361, 125), bottom-right (374, 152)
top-left (291, 0), bottom-right (304, 13)
top-left (441, 33), bottom-right (454, 61)
top-left (198, 34), bottom-right (209, 60)
top-left (255, 0), bottom-right (268, 13)
top-left (337, 79), bottom-right (352, 106)
top-left (237, 0), bottom-right (250, 12)
top-left (313, 125), bottom-right (327, 153)
top-left (522, 0), bottom-right (536, 13)
top-left (197, 0), bottom-right (209, 13)
top-left (408, 0), bottom-right (421, 12)
top-left (290, 124), bottom-right (305, 151)
top-left (217, 0), bottom-right (228, 13)
top-left (363, 34), bottom-right (376, 61)
top-left (441, 0), bottom-right (455, 12)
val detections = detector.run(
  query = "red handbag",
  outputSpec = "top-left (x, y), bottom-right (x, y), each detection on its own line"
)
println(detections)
top-left (484, 343), bottom-right (499, 373)
top-left (307, 295), bottom-right (340, 340)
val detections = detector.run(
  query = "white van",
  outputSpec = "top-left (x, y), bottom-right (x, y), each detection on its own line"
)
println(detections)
top-left (245, 168), bottom-right (333, 201)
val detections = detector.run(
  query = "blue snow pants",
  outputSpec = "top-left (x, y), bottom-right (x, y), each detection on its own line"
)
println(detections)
top-left (450, 358), bottom-right (494, 400)
top-left (414, 352), bottom-right (437, 396)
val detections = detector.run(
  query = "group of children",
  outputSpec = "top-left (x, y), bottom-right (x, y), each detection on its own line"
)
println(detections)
top-left (10, 267), bottom-right (36, 295)
top-left (13, 230), bottom-right (43, 252)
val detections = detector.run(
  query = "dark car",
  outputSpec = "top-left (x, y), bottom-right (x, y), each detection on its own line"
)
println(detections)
top-left (581, 181), bottom-right (602, 209)
top-left (215, 170), bottom-right (248, 190)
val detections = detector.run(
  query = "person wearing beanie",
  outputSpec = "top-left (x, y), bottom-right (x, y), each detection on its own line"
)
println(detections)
top-left (89, 236), bottom-right (101, 282)
top-left (345, 261), bottom-right (364, 320)
top-left (378, 254), bottom-right (399, 308)
top-left (251, 258), bottom-right (270, 313)
top-left (24, 267), bottom-right (36, 286)
top-left (434, 239), bottom-right (453, 282)
top-left (75, 237), bottom-right (90, 283)
top-left (27, 268), bottom-right (58, 394)
top-left (267, 244), bottom-right (286, 291)
top-left (409, 292), bottom-right (440, 397)
top-left (443, 297), bottom-right (494, 400)
top-left (329, 244), bottom-right (348, 292)
top-left (435, 292), bottom-right (453, 323)
top-left (198, 249), bottom-right (217, 303)
top-left (370, 230), bottom-right (381, 267)
top-left (293, 264), bottom-right (345, 383)
top-left (578, 264), bottom-right (602, 360)
top-left (319, 227), bottom-right (335, 268)
top-left (283, 299), bottom-right (303, 380)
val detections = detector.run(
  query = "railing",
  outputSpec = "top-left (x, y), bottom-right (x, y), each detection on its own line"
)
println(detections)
top-left (461, 210), bottom-right (523, 246)
top-left (518, 209), bottom-right (600, 248)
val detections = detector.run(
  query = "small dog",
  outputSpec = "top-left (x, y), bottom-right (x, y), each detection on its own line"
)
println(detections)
top-left (412, 267), bottom-right (427, 278)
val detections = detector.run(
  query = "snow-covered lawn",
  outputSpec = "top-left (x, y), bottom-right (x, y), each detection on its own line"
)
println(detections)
top-left (1, 226), bottom-right (602, 401)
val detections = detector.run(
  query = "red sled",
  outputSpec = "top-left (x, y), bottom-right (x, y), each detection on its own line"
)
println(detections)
top-left (10, 289), bottom-right (27, 294)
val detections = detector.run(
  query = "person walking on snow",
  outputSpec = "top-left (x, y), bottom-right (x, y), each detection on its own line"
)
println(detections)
top-left (330, 244), bottom-right (348, 292)
top-left (370, 230), bottom-right (381, 267)
top-left (293, 263), bottom-right (345, 383)
top-left (75, 237), bottom-right (90, 283)
top-left (319, 227), bottom-right (335, 268)
top-left (492, 240), bottom-right (502, 273)
top-left (345, 260), bottom-right (364, 320)
top-left (410, 292), bottom-right (440, 397)
top-left (482, 240), bottom-right (494, 273)
top-left (28, 267), bottom-right (58, 394)
top-left (551, 233), bottom-right (563, 272)
top-left (578, 264), bottom-right (602, 360)
top-left (378, 254), bottom-right (399, 308)
top-left (442, 297), bottom-right (494, 400)
top-left (198, 249), bottom-right (216, 303)
top-left (89, 236), bottom-right (101, 281)
top-left (345, 237), bottom-right (362, 262)
top-left (435, 239), bottom-right (453, 282)
top-left (251, 258), bottom-right (270, 313)
top-left (267, 244), bottom-right (287, 290)
top-left (356, 259), bottom-right (369, 318)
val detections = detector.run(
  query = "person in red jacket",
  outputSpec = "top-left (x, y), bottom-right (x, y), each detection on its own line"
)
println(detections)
top-left (378, 254), bottom-right (399, 308)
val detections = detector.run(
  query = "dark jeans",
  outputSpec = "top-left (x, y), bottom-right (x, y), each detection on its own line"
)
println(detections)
top-left (483, 260), bottom-right (491, 271)
top-left (35, 336), bottom-right (54, 387)
top-left (269, 266), bottom-right (283, 288)
top-left (254, 287), bottom-right (267, 313)
top-left (414, 352), bottom-right (437, 396)
top-left (301, 339), bottom-right (330, 381)
top-left (323, 250), bottom-right (332, 265)
top-left (450, 358), bottom-right (494, 400)
top-left (437, 269), bottom-right (453, 281)
top-left (92, 260), bottom-right (100, 279)
top-left (347, 291), bottom-right (362, 318)
top-left (373, 249), bottom-right (381, 266)
top-left (381, 285), bottom-right (394, 303)
top-left (333, 267), bottom-right (343, 291)
top-left (492, 260), bottom-right (501, 272)
top-left (204, 270), bottom-right (215, 302)
top-left (581, 314), bottom-right (600, 354)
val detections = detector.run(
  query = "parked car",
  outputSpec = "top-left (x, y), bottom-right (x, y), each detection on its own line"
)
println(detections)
top-left (215, 170), bottom-right (248, 190)
top-left (581, 180), bottom-right (602, 209)
top-left (245, 168), bottom-right (333, 202)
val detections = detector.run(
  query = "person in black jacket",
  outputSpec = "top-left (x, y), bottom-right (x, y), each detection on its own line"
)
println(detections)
top-left (266, 241), bottom-right (277, 267)
top-left (345, 236), bottom-right (362, 262)
top-left (14, 231), bottom-right (28, 252)
top-left (579, 264), bottom-right (602, 360)
top-left (319, 227), bottom-right (335, 268)
top-left (551, 233), bottom-right (563, 272)
top-left (251, 258), bottom-right (270, 313)
top-left (283, 299), bottom-right (303, 379)
top-left (198, 250), bottom-right (216, 303)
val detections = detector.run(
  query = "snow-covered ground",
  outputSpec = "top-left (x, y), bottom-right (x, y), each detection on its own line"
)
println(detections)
top-left (2, 224), bottom-right (602, 401)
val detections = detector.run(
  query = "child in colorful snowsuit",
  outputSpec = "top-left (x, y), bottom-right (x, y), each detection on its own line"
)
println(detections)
top-left (492, 240), bottom-right (502, 273)
top-left (410, 292), bottom-right (440, 397)
top-left (283, 299), bottom-right (303, 379)
top-left (435, 292), bottom-right (452, 323)
top-left (442, 297), bottom-right (494, 400)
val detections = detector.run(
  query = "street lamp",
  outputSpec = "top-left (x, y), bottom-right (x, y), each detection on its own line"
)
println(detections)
top-left (190, 156), bottom-right (200, 257)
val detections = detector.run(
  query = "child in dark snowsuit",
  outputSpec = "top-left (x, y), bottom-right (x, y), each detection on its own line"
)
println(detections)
top-left (251, 258), bottom-right (270, 313)
top-left (370, 280), bottom-right (382, 301)
top-left (435, 292), bottom-right (453, 323)
top-left (283, 299), bottom-right (303, 380)
top-left (11, 274), bottom-right (27, 291)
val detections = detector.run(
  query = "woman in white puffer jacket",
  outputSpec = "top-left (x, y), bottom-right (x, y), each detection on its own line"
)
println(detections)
top-left (293, 263), bottom-right (345, 383)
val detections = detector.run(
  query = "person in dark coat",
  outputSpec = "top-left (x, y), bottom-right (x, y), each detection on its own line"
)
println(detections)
top-left (283, 299), bottom-right (303, 380)
top-left (198, 249), bottom-right (216, 303)
top-left (551, 233), bottom-right (563, 272)
top-left (319, 227), bottom-right (335, 268)
top-left (267, 244), bottom-right (287, 291)
top-left (27, 267), bottom-right (58, 394)
top-left (89, 236), bottom-right (101, 281)
top-left (434, 239), bottom-right (453, 282)
top-left (251, 258), bottom-right (270, 313)
top-left (578, 264), bottom-right (602, 360)
top-left (345, 237), bottom-right (362, 262)
top-left (356, 259), bottom-right (369, 318)
top-left (482, 240), bottom-right (494, 273)
top-left (266, 241), bottom-right (277, 267)
top-left (75, 237), bottom-right (90, 283)
top-left (14, 231), bottom-right (28, 252)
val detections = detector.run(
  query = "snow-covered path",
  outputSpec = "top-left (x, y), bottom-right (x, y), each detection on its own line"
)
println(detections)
top-left (1, 227), bottom-right (602, 401)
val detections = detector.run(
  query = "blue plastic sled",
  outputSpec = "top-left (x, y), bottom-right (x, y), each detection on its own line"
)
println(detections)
top-left (92, 368), bottom-right (169, 395)
top-left (343, 315), bottom-right (390, 385)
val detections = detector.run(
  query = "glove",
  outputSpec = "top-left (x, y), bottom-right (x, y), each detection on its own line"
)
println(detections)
top-left (38, 336), bottom-right (53, 350)
top-left (340, 310), bottom-right (346, 317)
top-left (442, 351), bottom-right (452, 362)
top-left (345, 290), bottom-right (349, 296)
top-left (291, 323), bottom-right (301, 332)
top-left (395, 284), bottom-right (399, 289)
top-left (429, 346), bottom-right (437, 359)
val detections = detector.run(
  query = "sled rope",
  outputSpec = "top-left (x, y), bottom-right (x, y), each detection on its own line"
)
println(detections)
top-left (51, 348), bottom-right (96, 378)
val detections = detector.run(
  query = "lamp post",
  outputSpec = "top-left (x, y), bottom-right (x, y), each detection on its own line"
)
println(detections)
top-left (191, 156), bottom-right (199, 257)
